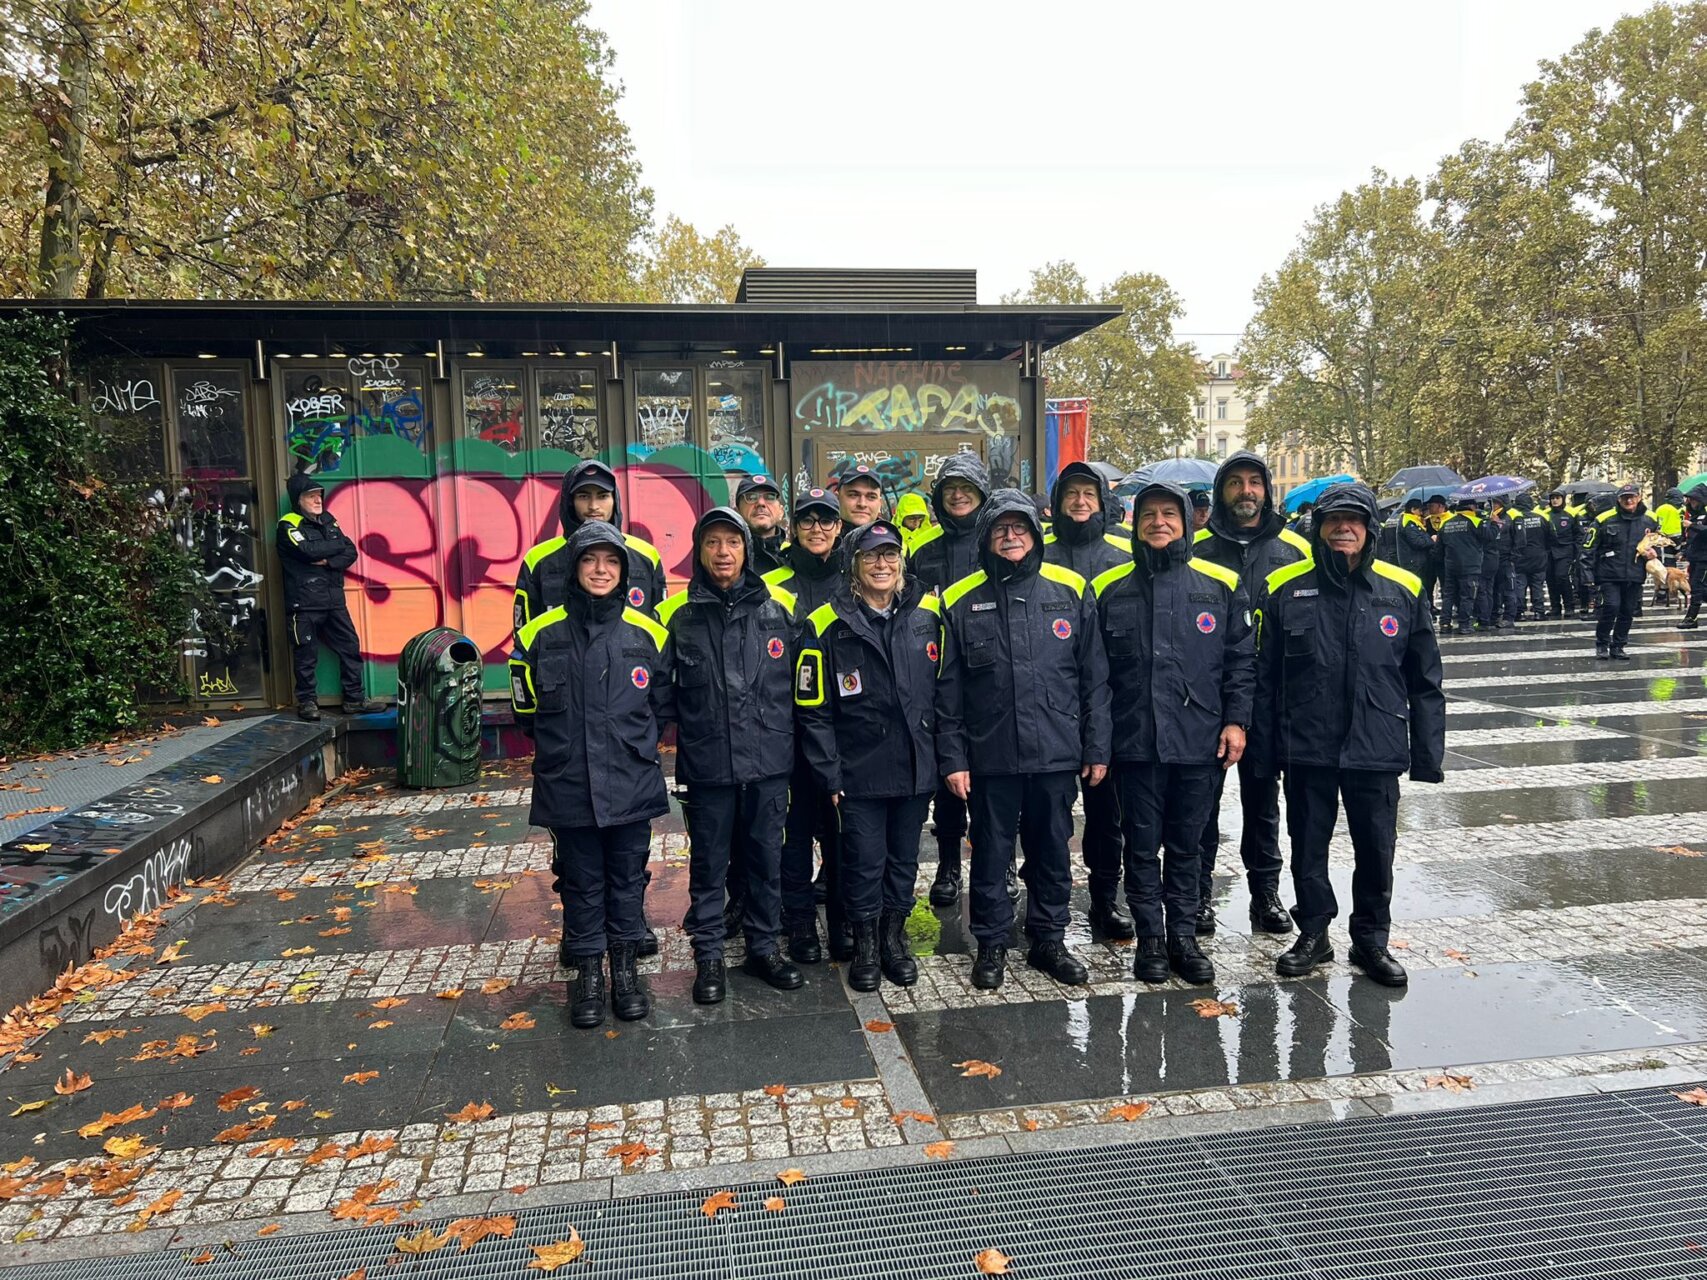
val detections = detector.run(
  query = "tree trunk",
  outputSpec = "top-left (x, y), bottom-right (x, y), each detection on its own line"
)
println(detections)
top-left (37, 0), bottom-right (93, 298)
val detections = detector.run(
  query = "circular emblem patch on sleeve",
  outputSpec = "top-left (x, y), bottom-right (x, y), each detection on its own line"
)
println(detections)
top-left (628, 586), bottom-right (645, 608)
top-left (1196, 611), bottom-right (1217, 634)
top-left (1379, 614), bottom-right (1400, 637)
top-left (631, 666), bottom-right (650, 689)
top-left (767, 636), bottom-right (785, 659)
top-left (1052, 618), bottom-right (1073, 640)
top-left (926, 639), bottom-right (940, 662)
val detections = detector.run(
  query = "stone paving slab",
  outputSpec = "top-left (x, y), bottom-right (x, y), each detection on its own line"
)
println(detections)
top-left (5, 612), bottom-right (1707, 1265)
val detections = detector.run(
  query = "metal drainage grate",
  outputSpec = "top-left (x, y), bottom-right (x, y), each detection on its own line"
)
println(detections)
top-left (8, 1081), bottom-right (1707, 1280)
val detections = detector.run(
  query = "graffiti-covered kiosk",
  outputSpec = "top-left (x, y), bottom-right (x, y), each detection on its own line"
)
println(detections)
top-left (21, 271), bottom-right (1118, 711)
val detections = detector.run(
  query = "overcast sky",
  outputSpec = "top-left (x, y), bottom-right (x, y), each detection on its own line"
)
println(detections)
top-left (588, 0), bottom-right (1642, 351)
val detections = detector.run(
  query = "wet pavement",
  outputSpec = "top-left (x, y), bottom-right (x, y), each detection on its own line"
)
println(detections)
top-left (3, 610), bottom-right (1707, 1268)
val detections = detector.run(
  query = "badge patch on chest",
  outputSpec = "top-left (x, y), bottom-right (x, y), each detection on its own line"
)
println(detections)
top-left (1196, 611), bottom-right (1217, 634)
top-left (1051, 618), bottom-right (1073, 640)
top-left (631, 665), bottom-right (650, 689)
top-left (628, 586), bottom-right (645, 607)
top-left (766, 636), bottom-right (785, 659)
top-left (839, 669), bottom-right (863, 696)
top-left (1379, 614), bottom-right (1400, 637)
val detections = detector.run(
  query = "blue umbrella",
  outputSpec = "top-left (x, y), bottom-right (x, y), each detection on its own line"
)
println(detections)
top-left (1119, 457), bottom-right (1218, 493)
top-left (1283, 473), bottom-right (1357, 513)
top-left (1451, 474), bottom-right (1533, 500)
top-left (1383, 465), bottom-right (1463, 492)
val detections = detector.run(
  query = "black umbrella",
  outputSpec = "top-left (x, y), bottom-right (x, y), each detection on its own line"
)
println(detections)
top-left (1567, 479), bottom-right (1617, 496)
top-left (1384, 465), bottom-right (1463, 491)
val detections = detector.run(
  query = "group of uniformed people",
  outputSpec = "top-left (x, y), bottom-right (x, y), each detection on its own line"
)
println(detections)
top-left (1380, 481), bottom-right (1707, 657)
top-left (509, 452), bottom-right (1448, 1029)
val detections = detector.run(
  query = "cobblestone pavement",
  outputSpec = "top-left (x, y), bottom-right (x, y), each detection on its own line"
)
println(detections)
top-left (3, 613), bottom-right (1707, 1265)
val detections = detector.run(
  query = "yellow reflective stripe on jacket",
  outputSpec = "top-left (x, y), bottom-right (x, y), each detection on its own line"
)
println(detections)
top-left (516, 604), bottom-right (569, 651)
top-left (623, 607), bottom-right (668, 651)
top-left (626, 533), bottom-right (662, 568)
top-left (1265, 558), bottom-right (1315, 595)
top-left (655, 590), bottom-right (691, 627)
top-left (1188, 557), bottom-right (1239, 593)
top-left (941, 569), bottom-right (988, 611)
top-left (794, 648), bottom-right (825, 707)
top-left (1037, 562), bottom-right (1086, 596)
top-left (1192, 526), bottom-right (1212, 544)
top-left (1279, 528), bottom-right (1312, 555)
top-left (1370, 559), bottom-right (1422, 596)
top-left (508, 658), bottom-right (537, 714)
top-left (767, 582), bottom-right (797, 617)
top-left (522, 535), bottom-right (567, 570)
top-left (808, 601), bottom-right (838, 639)
top-left (1092, 562), bottom-right (1135, 598)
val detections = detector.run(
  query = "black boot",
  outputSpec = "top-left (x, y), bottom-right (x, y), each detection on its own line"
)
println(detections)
top-left (1275, 931), bottom-right (1333, 977)
top-left (1249, 886), bottom-right (1293, 934)
top-left (1004, 858), bottom-right (1021, 903)
top-left (1089, 890), bottom-right (1136, 940)
top-left (827, 914), bottom-right (855, 962)
top-left (1132, 936), bottom-right (1169, 983)
top-left (608, 943), bottom-right (650, 1020)
top-left (848, 919), bottom-right (881, 992)
top-left (636, 918), bottom-right (659, 958)
top-left (1168, 936), bottom-right (1215, 985)
top-left (341, 698), bottom-right (383, 715)
top-left (1195, 903), bottom-right (1217, 937)
top-left (1610, 646), bottom-right (1631, 660)
top-left (879, 911), bottom-right (917, 987)
top-left (742, 951), bottom-right (804, 991)
top-left (1595, 643), bottom-right (1610, 660)
top-left (569, 954), bottom-right (606, 1028)
top-left (692, 956), bottom-right (726, 1005)
top-left (787, 918), bottom-right (823, 965)
top-left (971, 942), bottom-right (1007, 990)
top-left (297, 701), bottom-right (321, 721)
top-left (1026, 939), bottom-right (1088, 985)
top-left (929, 848), bottom-right (961, 906)
top-left (1348, 942), bottom-right (1408, 987)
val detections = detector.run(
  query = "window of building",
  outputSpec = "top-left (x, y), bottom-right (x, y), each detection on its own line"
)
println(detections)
top-left (1195, 398), bottom-right (1205, 420)
top-left (634, 367), bottom-right (693, 450)
top-left (1196, 436), bottom-right (1207, 455)
top-left (1217, 360), bottom-right (1227, 377)
top-left (706, 367), bottom-right (766, 473)
top-left (1216, 398), bottom-right (1229, 420)
top-left (1216, 435), bottom-right (1228, 458)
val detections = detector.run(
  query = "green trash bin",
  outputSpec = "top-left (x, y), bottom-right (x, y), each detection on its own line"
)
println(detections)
top-left (396, 627), bottom-right (484, 789)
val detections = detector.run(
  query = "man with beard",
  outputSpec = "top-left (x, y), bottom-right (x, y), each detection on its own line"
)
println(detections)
top-left (836, 464), bottom-right (886, 532)
top-left (1190, 452), bottom-right (1309, 937)
top-left (1043, 461), bottom-right (1135, 939)
top-left (736, 473), bottom-right (787, 575)
top-left (764, 488), bottom-right (853, 962)
top-left (908, 454), bottom-right (995, 907)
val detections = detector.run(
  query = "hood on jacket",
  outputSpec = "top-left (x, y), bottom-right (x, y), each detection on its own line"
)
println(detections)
top-left (286, 471), bottom-right (326, 515)
top-left (563, 519), bottom-right (630, 610)
top-left (894, 491), bottom-right (931, 526)
top-left (974, 487), bottom-right (1045, 582)
top-left (689, 506), bottom-right (758, 590)
top-left (558, 459), bottom-right (624, 536)
top-left (1128, 480), bottom-right (1192, 571)
top-left (1310, 482), bottom-right (1380, 578)
top-left (1665, 488), bottom-right (1684, 505)
top-left (1049, 461), bottom-right (1116, 545)
top-left (930, 453), bottom-right (991, 529)
top-left (1685, 482), bottom-right (1707, 509)
top-left (1207, 450), bottom-right (1282, 545)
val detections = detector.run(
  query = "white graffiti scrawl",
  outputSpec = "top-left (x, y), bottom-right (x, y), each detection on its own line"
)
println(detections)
top-left (102, 838), bottom-right (192, 920)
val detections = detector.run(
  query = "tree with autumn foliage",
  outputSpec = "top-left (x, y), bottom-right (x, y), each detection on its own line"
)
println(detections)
top-left (1003, 260), bottom-right (1200, 472)
top-left (1, 0), bottom-right (657, 301)
top-left (1240, 3), bottom-right (1707, 495)
top-left (638, 216), bottom-right (765, 303)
